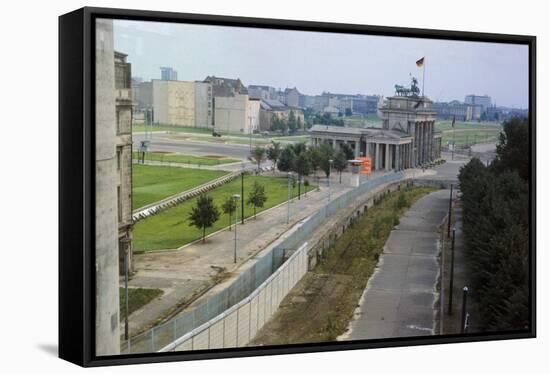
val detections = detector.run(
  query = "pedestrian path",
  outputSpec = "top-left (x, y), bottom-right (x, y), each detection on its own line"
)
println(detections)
top-left (340, 189), bottom-right (450, 340)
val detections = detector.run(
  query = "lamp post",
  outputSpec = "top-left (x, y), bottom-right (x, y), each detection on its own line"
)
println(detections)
top-left (328, 159), bottom-right (333, 202)
top-left (233, 194), bottom-right (240, 263)
top-left (241, 163), bottom-right (245, 224)
top-left (287, 172), bottom-right (292, 224)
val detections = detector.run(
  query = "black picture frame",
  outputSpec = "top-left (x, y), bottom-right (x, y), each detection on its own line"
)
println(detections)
top-left (59, 6), bottom-right (536, 367)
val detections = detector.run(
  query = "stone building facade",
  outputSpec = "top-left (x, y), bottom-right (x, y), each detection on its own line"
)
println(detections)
top-left (310, 95), bottom-right (442, 171)
top-left (151, 80), bottom-right (213, 128)
top-left (95, 18), bottom-right (121, 356)
top-left (114, 51), bottom-right (134, 275)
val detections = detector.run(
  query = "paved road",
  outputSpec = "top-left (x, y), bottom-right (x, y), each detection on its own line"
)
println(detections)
top-left (340, 189), bottom-right (452, 340)
top-left (133, 133), bottom-right (253, 160)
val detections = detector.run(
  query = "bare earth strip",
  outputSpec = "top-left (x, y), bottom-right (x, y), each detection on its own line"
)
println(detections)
top-left (341, 189), bottom-right (451, 340)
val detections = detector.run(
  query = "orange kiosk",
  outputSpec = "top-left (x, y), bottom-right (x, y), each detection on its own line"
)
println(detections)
top-left (348, 156), bottom-right (372, 187)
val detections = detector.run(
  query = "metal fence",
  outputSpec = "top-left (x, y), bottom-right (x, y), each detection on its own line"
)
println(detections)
top-left (123, 171), bottom-right (405, 354)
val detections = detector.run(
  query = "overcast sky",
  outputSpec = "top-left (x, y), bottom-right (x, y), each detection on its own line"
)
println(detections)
top-left (113, 19), bottom-right (529, 109)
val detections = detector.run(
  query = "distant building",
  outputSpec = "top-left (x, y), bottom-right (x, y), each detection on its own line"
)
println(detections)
top-left (310, 88), bottom-right (442, 171)
top-left (299, 94), bottom-right (316, 109)
top-left (259, 99), bottom-right (305, 131)
top-left (311, 92), bottom-right (383, 115)
top-left (214, 94), bottom-right (259, 133)
top-left (248, 84), bottom-right (278, 100)
top-left (132, 81), bottom-right (153, 111)
top-left (204, 76), bottom-right (248, 97)
top-left (204, 76), bottom-right (260, 134)
top-left (486, 106), bottom-right (528, 122)
top-left (465, 94), bottom-right (491, 112)
top-left (283, 87), bottom-right (302, 108)
top-left (433, 100), bottom-right (482, 122)
top-left (150, 79), bottom-right (213, 128)
top-left (160, 66), bottom-right (178, 81)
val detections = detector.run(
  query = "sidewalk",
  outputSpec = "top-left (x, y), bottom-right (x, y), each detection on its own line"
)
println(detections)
top-left (340, 189), bottom-right (450, 340)
top-left (124, 171), bottom-right (386, 337)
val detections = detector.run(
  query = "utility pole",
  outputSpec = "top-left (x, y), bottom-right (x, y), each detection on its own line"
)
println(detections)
top-left (461, 286), bottom-right (469, 334)
top-left (287, 172), bottom-right (291, 224)
top-left (233, 194), bottom-right (240, 263)
top-left (241, 163), bottom-right (245, 224)
top-left (447, 184), bottom-right (453, 238)
top-left (328, 159), bottom-right (333, 202)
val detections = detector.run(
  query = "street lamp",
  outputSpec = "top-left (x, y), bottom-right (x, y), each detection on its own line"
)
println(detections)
top-left (241, 163), bottom-right (245, 224)
top-left (232, 194), bottom-right (240, 263)
top-left (328, 159), bottom-right (333, 202)
top-left (287, 172), bottom-right (292, 224)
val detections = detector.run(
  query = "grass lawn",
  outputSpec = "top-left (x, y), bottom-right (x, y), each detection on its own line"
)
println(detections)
top-left (133, 164), bottom-right (228, 209)
top-left (442, 130), bottom-right (501, 147)
top-left (133, 175), bottom-right (316, 251)
top-left (250, 187), bottom-right (436, 345)
top-left (119, 287), bottom-right (163, 319)
top-left (133, 152), bottom-right (238, 166)
top-left (435, 119), bottom-right (502, 132)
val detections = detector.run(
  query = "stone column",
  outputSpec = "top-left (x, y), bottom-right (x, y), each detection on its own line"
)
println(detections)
top-left (375, 143), bottom-right (380, 170)
top-left (385, 143), bottom-right (391, 171)
top-left (395, 144), bottom-right (401, 170)
top-left (355, 140), bottom-right (360, 158)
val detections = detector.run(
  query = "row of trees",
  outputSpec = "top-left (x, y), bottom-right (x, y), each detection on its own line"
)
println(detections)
top-left (458, 117), bottom-right (529, 331)
top-left (305, 111), bottom-right (345, 127)
top-left (188, 181), bottom-right (268, 243)
top-left (270, 110), bottom-right (303, 133)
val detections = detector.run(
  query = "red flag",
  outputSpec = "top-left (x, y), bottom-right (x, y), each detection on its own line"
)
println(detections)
top-left (451, 116), bottom-right (456, 128)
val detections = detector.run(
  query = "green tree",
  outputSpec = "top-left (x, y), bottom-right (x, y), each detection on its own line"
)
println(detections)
top-left (247, 181), bottom-right (268, 219)
top-left (345, 108), bottom-right (353, 117)
top-left (318, 142), bottom-right (335, 177)
top-left (221, 195), bottom-right (237, 231)
top-left (340, 143), bottom-right (355, 160)
top-left (293, 151), bottom-right (312, 199)
top-left (492, 117), bottom-right (529, 181)
top-left (277, 146), bottom-right (296, 172)
top-left (290, 142), bottom-right (307, 157)
top-left (271, 114), bottom-right (287, 132)
top-left (249, 146), bottom-right (266, 172)
top-left (332, 151), bottom-right (347, 183)
top-left (188, 194), bottom-right (220, 243)
top-left (459, 153), bottom-right (529, 331)
top-left (307, 146), bottom-right (322, 177)
top-left (266, 141), bottom-right (282, 172)
top-left (288, 110), bottom-right (298, 133)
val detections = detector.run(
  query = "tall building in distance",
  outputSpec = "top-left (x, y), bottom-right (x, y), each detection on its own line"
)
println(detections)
top-left (160, 66), bottom-right (178, 81)
top-left (464, 94), bottom-right (492, 112)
